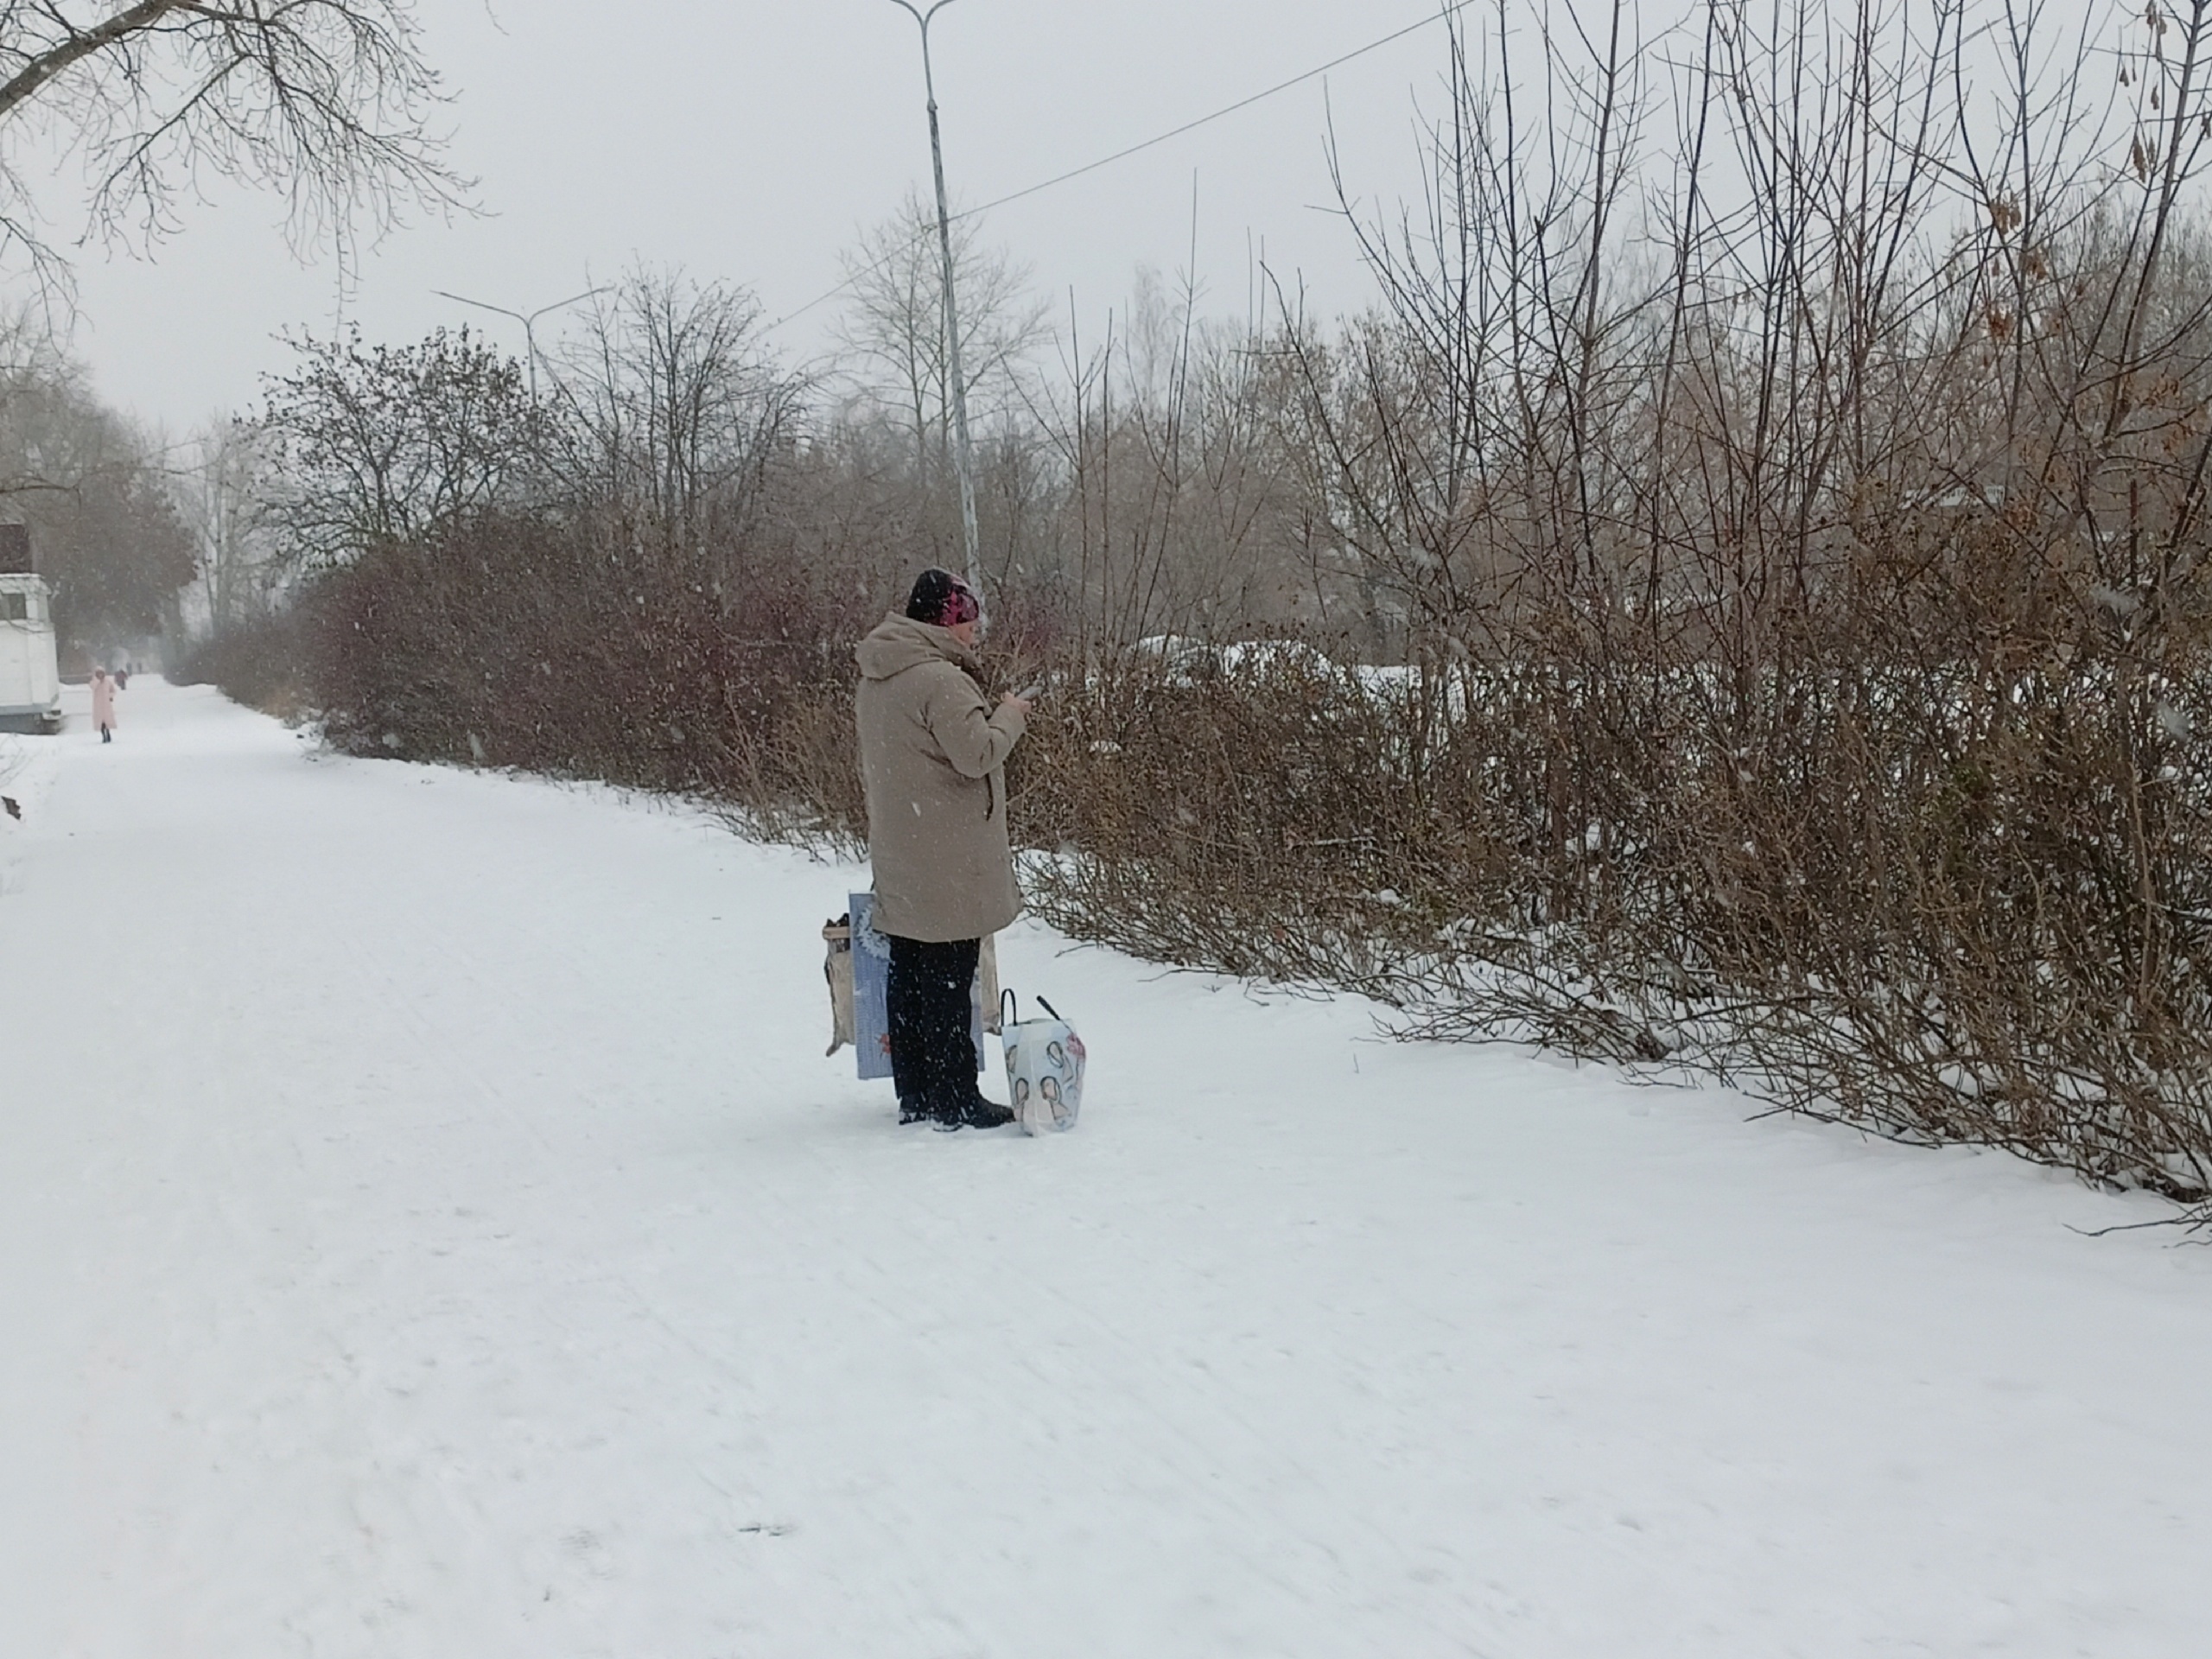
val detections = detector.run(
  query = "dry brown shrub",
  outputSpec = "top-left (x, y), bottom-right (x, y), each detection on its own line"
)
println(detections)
top-left (1015, 616), bottom-right (2212, 1203)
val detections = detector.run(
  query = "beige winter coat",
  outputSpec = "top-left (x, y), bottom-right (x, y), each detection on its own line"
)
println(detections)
top-left (855, 613), bottom-right (1027, 943)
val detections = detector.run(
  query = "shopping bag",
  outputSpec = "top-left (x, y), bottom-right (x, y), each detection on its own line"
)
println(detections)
top-left (1000, 991), bottom-right (1087, 1135)
top-left (839, 893), bottom-right (995, 1081)
top-left (822, 915), bottom-right (856, 1057)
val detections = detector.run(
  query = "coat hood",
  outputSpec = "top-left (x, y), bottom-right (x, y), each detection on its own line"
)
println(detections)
top-left (855, 613), bottom-right (980, 683)
top-left (855, 610), bottom-right (1026, 943)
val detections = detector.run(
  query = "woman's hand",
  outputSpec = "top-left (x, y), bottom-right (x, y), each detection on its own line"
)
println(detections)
top-left (1000, 691), bottom-right (1034, 719)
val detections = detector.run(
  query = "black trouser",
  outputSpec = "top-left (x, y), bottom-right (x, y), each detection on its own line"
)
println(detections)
top-left (886, 935), bottom-right (979, 1109)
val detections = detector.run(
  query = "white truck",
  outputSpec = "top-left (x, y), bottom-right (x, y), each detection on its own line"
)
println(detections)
top-left (0, 527), bottom-right (61, 734)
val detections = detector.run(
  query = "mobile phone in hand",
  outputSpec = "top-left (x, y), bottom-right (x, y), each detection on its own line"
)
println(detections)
top-left (1016, 683), bottom-right (1045, 702)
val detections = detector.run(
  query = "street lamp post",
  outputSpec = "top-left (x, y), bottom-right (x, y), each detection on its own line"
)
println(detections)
top-left (884, 0), bottom-right (985, 626)
top-left (431, 285), bottom-right (609, 404)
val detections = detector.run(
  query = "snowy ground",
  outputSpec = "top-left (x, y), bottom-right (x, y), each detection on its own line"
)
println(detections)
top-left (3, 680), bottom-right (2208, 1659)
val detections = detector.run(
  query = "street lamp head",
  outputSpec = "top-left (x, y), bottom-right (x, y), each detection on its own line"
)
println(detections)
top-left (431, 284), bottom-right (609, 407)
top-left (433, 289), bottom-right (525, 327)
top-left (526, 286), bottom-right (613, 327)
top-left (882, 0), bottom-right (963, 33)
top-left (433, 285), bottom-right (611, 330)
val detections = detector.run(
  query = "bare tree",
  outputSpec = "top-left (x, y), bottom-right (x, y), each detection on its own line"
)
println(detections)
top-left (178, 416), bottom-right (289, 632)
top-left (0, 1), bottom-right (463, 287)
top-left (0, 332), bottom-right (194, 646)
top-left (1027, 266), bottom-right (1296, 646)
top-left (835, 191), bottom-right (1047, 479)
top-left (256, 325), bottom-right (535, 563)
top-left (549, 266), bottom-right (804, 557)
top-left (0, 303), bottom-right (79, 496)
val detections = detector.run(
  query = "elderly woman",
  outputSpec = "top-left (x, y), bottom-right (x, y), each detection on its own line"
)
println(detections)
top-left (855, 569), bottom-right (1033, 1131)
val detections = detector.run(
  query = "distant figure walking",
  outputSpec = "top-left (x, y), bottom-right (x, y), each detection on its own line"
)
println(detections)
top-left (855, 569), bottom-right (1033, 1132)
top-left (91, 667), bottom-right (118, 744)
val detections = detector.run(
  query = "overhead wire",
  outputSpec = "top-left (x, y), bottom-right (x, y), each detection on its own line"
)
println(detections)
top-left (762, 0), bottom-right (1480, 336)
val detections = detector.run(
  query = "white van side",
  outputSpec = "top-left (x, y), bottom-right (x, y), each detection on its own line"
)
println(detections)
top-left (0, 573), bottom-right (62, 734)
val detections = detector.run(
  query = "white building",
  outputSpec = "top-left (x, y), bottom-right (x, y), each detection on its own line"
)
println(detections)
top-left (0, 526), bottom-right (61, 734)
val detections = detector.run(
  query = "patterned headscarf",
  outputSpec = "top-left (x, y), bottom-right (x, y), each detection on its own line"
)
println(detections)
top-left (906, 568), bottom-right (981, 627)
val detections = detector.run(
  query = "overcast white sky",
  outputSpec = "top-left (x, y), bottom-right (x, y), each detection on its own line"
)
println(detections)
top-left (53, 0), bottom-right (1472, 436)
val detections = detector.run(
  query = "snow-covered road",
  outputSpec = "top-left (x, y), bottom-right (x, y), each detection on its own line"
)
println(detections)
top-left (3, 680), bottom-right (2208, 1658)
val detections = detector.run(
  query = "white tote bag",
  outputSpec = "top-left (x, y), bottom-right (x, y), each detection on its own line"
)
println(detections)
top-left (1000, 992), bottom-right (1087, 1135)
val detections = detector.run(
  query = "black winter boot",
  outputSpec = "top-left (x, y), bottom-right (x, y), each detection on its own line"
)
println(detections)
top-left (928, 1097), bottom-right (967, 1133)
top-left (956, 1093), bottom-right (1016, 1130)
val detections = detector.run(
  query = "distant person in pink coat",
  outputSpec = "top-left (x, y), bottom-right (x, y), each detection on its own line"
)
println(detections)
top-left (91, 667), bottom-right (118, 744)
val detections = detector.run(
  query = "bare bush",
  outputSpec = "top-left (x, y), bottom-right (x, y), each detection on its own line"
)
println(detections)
top-left (1020, 0), bottom-right (2212, 1202)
